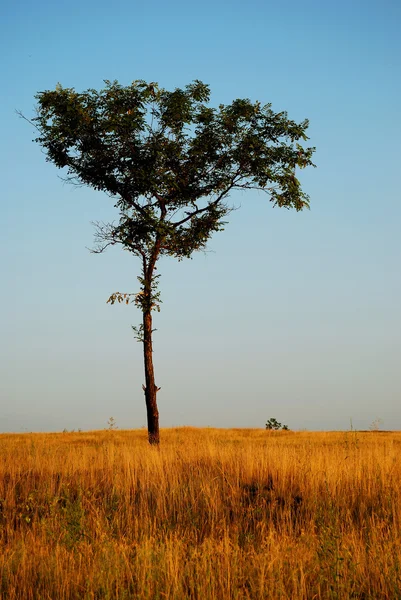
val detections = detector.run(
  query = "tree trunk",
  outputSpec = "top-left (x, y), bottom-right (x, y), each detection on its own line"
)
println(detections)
top-left (142, 307), bottom-right (160, 445)
top-left (141, 242), bottom-right (162, 445)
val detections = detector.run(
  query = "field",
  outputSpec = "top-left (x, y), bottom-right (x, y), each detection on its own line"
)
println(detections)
top-left (0, 428), bottom-right (400, 599)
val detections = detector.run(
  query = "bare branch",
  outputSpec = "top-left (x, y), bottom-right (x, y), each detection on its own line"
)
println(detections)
top-left (16, 110), bottom-right (41, 132)
top-left (89, 221), bottom-right (121, 254)
top-left (58, 174), bottom-right (88, 188)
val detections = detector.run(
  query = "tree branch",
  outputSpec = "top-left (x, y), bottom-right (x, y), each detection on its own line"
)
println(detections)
top-left (171, 173), bottom-right (242, 228)
top-left (90, 220), bottom-right (145, 257)
top-left (89, 221), bottom-right (121, 254)
top-left (152, 191), bottom-right (167, 219)
top-left (118, 189), bottom-right (151, 218)
top-left (16, 110), bottom-right (41, 132)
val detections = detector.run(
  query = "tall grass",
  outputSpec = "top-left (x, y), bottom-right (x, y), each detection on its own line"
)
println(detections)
top-left (0, 428), bottom-right (400, 599)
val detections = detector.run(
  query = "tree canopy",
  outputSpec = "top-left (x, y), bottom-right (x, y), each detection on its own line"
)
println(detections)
top-left (34, 80), bottom-right (314, 259)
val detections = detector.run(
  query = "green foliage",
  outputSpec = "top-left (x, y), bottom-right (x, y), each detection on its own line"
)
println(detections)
top-left (33, 78), bottom-right (315, 281)
top-left (265, 418), bottom-right (289, 431)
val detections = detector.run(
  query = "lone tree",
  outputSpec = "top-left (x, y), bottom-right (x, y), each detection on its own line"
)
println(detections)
top-left (31, 79), bottom-right (315, 444)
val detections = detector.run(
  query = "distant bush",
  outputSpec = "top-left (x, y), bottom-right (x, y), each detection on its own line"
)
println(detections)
top-left (266, 418), bottom-right (289, 431)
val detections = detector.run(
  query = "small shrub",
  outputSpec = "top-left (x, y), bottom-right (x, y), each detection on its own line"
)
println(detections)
top-left (107, 417), bottom-right (118, 431)
top-left (266, 418), bottom-right (289, 431)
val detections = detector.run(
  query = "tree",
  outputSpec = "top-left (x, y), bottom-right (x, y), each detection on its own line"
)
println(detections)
top-left (31, 79), bottom-right (315, 445)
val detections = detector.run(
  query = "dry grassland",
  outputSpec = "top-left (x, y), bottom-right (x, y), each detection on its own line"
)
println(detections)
top-left (0, 428), bottom-right (400, 599)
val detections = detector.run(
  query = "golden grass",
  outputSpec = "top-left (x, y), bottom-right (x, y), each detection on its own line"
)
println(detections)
top-left (0, 428), bottom-right (400, 599)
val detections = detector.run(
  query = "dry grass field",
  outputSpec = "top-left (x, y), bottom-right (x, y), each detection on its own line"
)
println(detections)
top-left (0, 427), bottom-right (400, 599)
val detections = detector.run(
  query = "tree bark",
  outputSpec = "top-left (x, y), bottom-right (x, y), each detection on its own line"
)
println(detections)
top-left (142, 307), bottom-right (160, 445)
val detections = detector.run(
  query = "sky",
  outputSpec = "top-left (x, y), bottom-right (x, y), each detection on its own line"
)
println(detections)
top-left (1, 0), bottom-right (400, 433)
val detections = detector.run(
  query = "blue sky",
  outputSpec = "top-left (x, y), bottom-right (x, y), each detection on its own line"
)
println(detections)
top-left (1, 0), bottom-right (400, 432)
